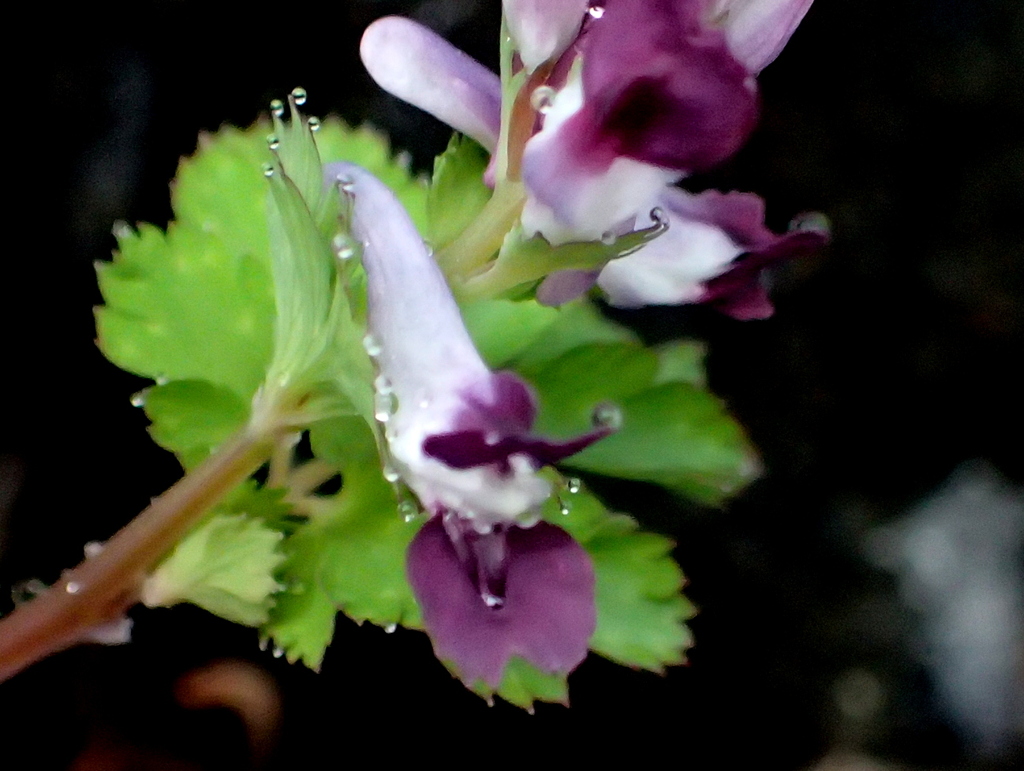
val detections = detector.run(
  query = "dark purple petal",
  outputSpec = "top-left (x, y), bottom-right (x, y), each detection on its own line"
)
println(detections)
top-left (574, 0), bottom-right (759, 172)
top-left (471, 371), bottom-right (537, 434)
top-left (407, 518), bottom-right (596, 688)
top-left (423, 426), bottom-right (610, 470)
top-left (699, 226), bottom-right (828, 319)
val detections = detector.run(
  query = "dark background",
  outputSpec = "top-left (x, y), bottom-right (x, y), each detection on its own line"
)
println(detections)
top-left (2, 1), bottom-right (1022, 769)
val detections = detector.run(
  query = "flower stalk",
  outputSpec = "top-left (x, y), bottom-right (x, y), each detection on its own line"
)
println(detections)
top-left (0, 422), bottom-right (278, 683)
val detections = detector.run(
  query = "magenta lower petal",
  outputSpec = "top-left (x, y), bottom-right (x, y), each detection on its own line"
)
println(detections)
top-left (407, 518), bottom-right (596, 688)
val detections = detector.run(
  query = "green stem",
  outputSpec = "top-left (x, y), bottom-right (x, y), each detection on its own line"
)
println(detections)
top-left (0, 426), bottom-right (275, 683)
top-left (435, 181), bottom-right (525, 280)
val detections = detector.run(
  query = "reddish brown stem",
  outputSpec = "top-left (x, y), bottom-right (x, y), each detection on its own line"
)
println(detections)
top-left (0, 428), bottom-right (273, 682)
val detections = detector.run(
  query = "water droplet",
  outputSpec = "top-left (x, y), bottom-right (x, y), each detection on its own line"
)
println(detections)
top-left (155, 375), bottom-right (170, 386)
top-left (332, 234), bottom-right (356, 260)
top-left (11, 578), bottom-right (47, 605)
top-left (258, 637), bottom-right (269, 651)
top-left (374, 374), bottom-right (393, 394)
top-left (588, 5), bottom-right (605, 19)
top-left (384, 623), bottom-right (397, 634)
top-left (558, 499), bottom-right (572, 516)
top-left (530, 85), bottom-right (556, 114)
top-left (601, 231), bottom-right (616, 245)
top-left (382, 464), bottom-right (401, 483)
top-left (130, 390), bottom-right (146, 408)
top-left (591, 401), bottom-right (623, 430)
top-left (307, 116), bottom-right (321, 132)
top-left (290, 86), bottom-right (307, 106)
top-left (788, 211), bottom-right (831, 236)
top-left (266, 133), bottom-right (280, 150)
top-left (84, 541), bottom-right (104, 558)
top-left (398, 500), bottom-right (418, 522)
top-left (482, 593), bottom-right (505, 609)
top-left (262, 163), bottom-right (275, 178)
top-left (362, 333), bottom-right (382, 357)
top-left (566, 477), bottom-right (582, 494)
top-left (272, 645), bottom-right (285, 659)
top-left (270, 99), bottom-right (285, 118)
top-left (337, 176), bottom-right (356, 195)
top-left (374, 391), bottom-right (396, 423)
top-left (65, 581), bottom-right (81, 594)
top-left (650, 206), bottom-right (668, 228)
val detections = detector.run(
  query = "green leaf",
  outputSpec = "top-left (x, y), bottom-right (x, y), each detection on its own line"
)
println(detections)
top-left (262, 522), bottom-right (339, 669)
top-left (472, 657), bottom-right (570, 709)
top-left (141, 514), bottom-right (286, 627)
top-left (314, 118), bottom-right (428, 235)
top-left (316, 460), bottom-right (423, 629)
top-left (519, 329), bottom-right (758, 504)
top-left (97, 222), bottom-right (276, 399)
top-left (172, 123), bottom-right (273, 266)
top-left (654, 340), bottom-right (707, 387)
top-left (568, 383), bottom-right (760, 503)
top-left (460, 298), bottom-right (559, 368)
top-left (512, 299), bottom-right (637, 372)
top-left (529, 343), bottom-right (659, 435)
top-left (142, 380), bottom-right (250, 468)
top-left (543, 487), bottom-right (695, 671)
top-left (428, 134), bottom-right (492, 249)
top-left (265, 419), bottom-right (419, 667)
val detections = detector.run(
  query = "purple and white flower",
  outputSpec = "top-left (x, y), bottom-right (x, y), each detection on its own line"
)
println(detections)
top-left (326, 161), bottom-right (604, 687)
top-left (359, 0), bottom-right (825, 317)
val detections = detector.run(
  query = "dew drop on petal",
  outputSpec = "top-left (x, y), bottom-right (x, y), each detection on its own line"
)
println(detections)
top-left (374, 391), bottom-right (396, 423)
top-left (272, 645), bottom-right (285, 659)
top-left (482, 592), bottom-right (505, 609)
top-left (130, 391), bottom-right (146, 408)
top-left (262, 163), bottom-right (275, 178)
top-left (307, 116), bottom-right (321, 132)
top-left (384, 623), bottom-right (397, 634)
top-left (362, 333), bottom-right (382, 357)
top-left (382, 464), bottom-right (401, 483)
top-left (337, 175), bottom-right (356, 195)
top-left (258, 636), bottom-right (270, 651)
top-left (266, 133), bottom-right (281, 150)
top-left (600, 231), bottom-right (616, 245)
top-left (530, 86), bottom-right (556, 114)
top-left (65, 581), bottom-right (81, 594)
top-left (650, 206), bottom-right (668, 228)
top-left (290, 86), bottom-right (307, 106)
top-left (558, 499), bottom-right (572, 516)
top-left (374, 374), bottom-right (393, 395)
top-left (566, 477), bottom-right (582, 494)
top-left (591, 401), bottom-right (623, 430)
top-left (270, 99), bottom-right (285, 118)
top-left (588, 5), bottom-right (605, 19)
